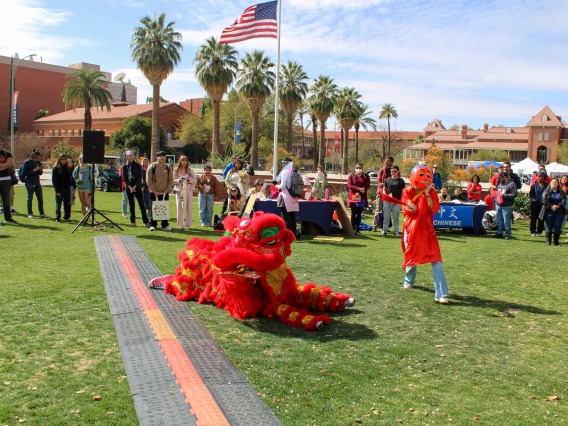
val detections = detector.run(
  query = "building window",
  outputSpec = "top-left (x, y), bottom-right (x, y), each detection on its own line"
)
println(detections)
top-left (538, 132), bottom-right (543, 141)
top-left (49, 130), bottom-right (54, 136)
top-left (506, 127), bottom-right (511, 134)
top-left (544, 132), bottom-right (549, 141)
top-left (538, 146), bottom-right (548, 164)
top-left (541, 114), bottom-right (548, 121)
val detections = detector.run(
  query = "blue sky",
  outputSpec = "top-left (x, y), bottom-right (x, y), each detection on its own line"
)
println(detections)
top-left (4, 0), bottom-right (568, 131)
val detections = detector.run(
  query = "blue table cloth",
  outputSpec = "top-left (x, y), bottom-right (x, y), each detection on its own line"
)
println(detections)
top-left (254, 199), bottom-right (338, 234)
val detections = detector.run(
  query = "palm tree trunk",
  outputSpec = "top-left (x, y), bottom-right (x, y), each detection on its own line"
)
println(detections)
top-left (387, 118), bottom-right (391, 156)
top-left (151, 85), bottom-right (161, 160)
top-left (355, 128), bottom-right (359, 163)
top-left (286, 112), bottom-right (294, 152)
top-left (251, 110), bottom-right (260, 168)
top-left (342, 128), bottom-right (349, 175)
top-left (213, 99), bottom-right (220, 156)
top-left (84, 109), bottom-right (92, 131)
top-left (312, 121), bottom-right (318, 169)
top-left (318, 121), bottom-right (326, 168)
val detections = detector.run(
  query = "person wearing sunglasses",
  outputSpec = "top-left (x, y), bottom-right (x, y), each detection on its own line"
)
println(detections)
top-left (382, 165), bottom-right (405, 237)
top-left (227, 185), bottom-right (245, 215)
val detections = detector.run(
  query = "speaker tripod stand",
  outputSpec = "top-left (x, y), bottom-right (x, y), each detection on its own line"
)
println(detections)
top-left (72, 164), bottom-right (123, 233)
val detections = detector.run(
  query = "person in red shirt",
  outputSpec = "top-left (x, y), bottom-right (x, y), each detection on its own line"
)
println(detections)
top-left (467, 174), bottom-right (482, 202)
top-left (347, 163), bottom-right (371, 235)
top-left (530, 165), bottom-right (551, 185)
top-left (490, 165), bottom-right (503, 188)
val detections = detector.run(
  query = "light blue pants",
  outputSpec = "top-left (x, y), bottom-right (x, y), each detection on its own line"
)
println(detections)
top-left (495, 205), bottom-right (513, 237)
top-left (383, 201), bottom-right (401, 234)
top-left (122, 190), bottom-right (128, 216)
top-left (404, 262), bottom-right (449, 300)
top-left (198, 193), bottom-right (215, 226)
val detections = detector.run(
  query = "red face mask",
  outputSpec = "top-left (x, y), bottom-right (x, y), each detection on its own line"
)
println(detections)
top-left (409, 165), bottom-right (433, 189)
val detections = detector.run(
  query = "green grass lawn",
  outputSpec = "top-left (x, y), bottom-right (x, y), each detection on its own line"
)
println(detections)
top-left (1, 186), bottom-right (566, 425)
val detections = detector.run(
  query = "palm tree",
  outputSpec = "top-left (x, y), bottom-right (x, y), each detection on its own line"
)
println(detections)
top-left (305, 99), bottom-right (319, 169)
top-left (62, 69), bottom-right (113, 130)
top-left (353, 102), bottom-right (377, 163)
top-left (236, 50), bottom-right (275, 168)
top-left (280, 60), bottom-right (308, 152)
top-left (131, 12), bottom-right (182, 160)
top-left (379, 103), bottom-right (398, 156)
top-left (194, 37), bottom-right (239, 156)
top-left (334, 87), bottom-right (361, 174)
top-left (308, 75), bottom-right (338, 168)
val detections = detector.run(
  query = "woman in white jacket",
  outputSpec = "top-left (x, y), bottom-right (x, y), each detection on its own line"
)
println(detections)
top-left (173, 156), bottom-right (196, 230)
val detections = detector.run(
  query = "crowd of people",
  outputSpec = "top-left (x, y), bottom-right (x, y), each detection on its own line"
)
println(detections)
top-left (2, 146), bottom-right (568, 247)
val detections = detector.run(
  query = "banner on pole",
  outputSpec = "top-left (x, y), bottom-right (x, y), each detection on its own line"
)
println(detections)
top-left (12, 91), bottom-right (19, 128)
top-left (235, 121), bottom-right (242, 145)
top-left (334, 134), bottom-right (340, 153)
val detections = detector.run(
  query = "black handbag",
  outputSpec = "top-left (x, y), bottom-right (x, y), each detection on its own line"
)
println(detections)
top-left (10, 174), bottom-right (18, 186)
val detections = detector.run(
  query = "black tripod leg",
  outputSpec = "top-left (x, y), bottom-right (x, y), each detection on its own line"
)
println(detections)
top-left (72, 209), bottom-right (95, 233)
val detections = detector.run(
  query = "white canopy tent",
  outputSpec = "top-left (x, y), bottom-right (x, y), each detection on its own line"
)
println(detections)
top-left (511, 158), bottom-right (539, 175)
top-left (545, 162), bottom-right (568, 177)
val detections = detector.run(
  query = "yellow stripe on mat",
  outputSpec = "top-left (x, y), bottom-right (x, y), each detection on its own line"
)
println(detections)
top-left (145, 310), bottom-right (177, 340)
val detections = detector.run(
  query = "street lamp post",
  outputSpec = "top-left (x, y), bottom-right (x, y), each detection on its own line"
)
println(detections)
top-left (10, 53), bottom-right (37, 159)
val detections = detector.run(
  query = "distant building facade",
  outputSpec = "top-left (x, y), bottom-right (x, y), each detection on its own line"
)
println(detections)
top-left (0, 55), bottom-right (137, 135)
top-left (405, 106), bottom-right (568, 165)
top-left (31, 102), bottom-right (189, 152)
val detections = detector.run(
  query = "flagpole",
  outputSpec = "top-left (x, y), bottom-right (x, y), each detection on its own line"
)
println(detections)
top-left (272, 0), bottom-right (282, 179)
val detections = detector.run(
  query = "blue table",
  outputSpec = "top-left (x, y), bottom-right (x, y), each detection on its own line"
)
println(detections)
top-left (433, 202), bottom-right (488, 235)
top-left (254, 200), bottom-right (338, 234)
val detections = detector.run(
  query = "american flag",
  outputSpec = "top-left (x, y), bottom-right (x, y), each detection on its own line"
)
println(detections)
top-left (219, 1), bottom-right (278, 44)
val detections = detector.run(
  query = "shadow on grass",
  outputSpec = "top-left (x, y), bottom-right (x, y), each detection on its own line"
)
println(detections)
top-left (412, 285), bottom-right (560, 316)
top-left (5, 222), bottom-right (60, 231)
top-left (240, 311), bottom-right (377, 341)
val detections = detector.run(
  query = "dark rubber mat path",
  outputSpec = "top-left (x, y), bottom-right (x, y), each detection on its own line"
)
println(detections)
top-left (95, 235), bottom-right (282, 426)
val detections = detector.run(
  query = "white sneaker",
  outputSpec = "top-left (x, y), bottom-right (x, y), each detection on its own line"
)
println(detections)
top-left (380, 230), bottom-right (387, 236)
top-left (403, 283), bottom-right (414, 289)
top-left (148, 276), bottom-right (168, 289)
top-left (344, 297), bottom-right (355, 308)
top-left (178, 226), bottom-right (183, 230)
top-left (162, 226), bottom-right (173, 232)
top-left (149, 226), bottom-right (156, 231)
top-left (27, 214), bottom-right (34, 219)
top-left (435, 297), bottom-right (449, 304)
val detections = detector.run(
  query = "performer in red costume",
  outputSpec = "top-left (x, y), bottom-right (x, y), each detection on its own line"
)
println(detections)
top-left (148, 212), bottom-right (354, 330)
top-left (400, 165), bottom-right (450, 304)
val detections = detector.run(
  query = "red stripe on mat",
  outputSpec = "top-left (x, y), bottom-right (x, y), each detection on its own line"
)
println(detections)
top-left (110, 236), bottom-right (158, 310)
top-left (110, 236), bottom-right (229, 426)
top-left (160, 340), bottom-right (229, 426)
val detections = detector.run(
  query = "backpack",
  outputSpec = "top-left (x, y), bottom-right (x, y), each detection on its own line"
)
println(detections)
top-left (18, 163), bottom-right (25, 181)
top-left (287, 170), bottom-right (304, 198)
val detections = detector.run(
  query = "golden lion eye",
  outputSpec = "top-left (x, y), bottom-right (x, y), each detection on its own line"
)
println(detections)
top-left (427, 174), bottom-right (431, 178)
top-left (419, 172), bottom-right (425, 177)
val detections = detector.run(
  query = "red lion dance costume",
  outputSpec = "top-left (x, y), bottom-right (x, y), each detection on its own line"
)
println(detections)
top-left (154, 213), bottom-right (353, 330)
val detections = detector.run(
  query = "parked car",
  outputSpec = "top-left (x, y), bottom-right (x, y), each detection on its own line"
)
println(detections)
top-left (367, 169), bottom-right (378, 178)
top-left (96, 156), bottom-right (122, 192)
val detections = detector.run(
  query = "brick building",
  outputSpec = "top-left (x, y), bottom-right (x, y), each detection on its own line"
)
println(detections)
top-left (405, 106), bottom-right (568, 166)
top-left (30, 102), bottom-right (190, 151)
top-left (0, 55), bottom-right (137, 136)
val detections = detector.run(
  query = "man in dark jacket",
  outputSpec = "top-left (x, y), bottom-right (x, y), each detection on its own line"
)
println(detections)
top-left (121, 151), bottom-right (149, 227)
top-left (0, 147), bottom-right (16, 223)
top-left (22, 150), bottom-right (48, 219)
top-left (494, 172), bottom-right (518, 239)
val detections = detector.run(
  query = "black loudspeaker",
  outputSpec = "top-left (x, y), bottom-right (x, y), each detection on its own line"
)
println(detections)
top-left (82, 130), bottom-right (105, 164)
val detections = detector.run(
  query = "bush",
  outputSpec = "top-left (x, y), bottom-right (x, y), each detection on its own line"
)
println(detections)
top-left (513, 193), bottom-right (530, 216)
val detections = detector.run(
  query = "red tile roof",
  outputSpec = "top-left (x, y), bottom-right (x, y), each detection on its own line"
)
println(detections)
top-left (33, 102), bottom-right (187, 123)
